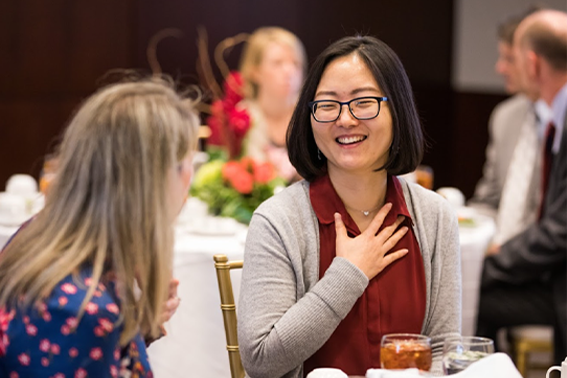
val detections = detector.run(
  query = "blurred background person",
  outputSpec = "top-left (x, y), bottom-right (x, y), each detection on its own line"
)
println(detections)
top-left (468, 7), bottom-right (551, 251)
top-left (239, 27), bottom-right (307, 181)
top-left (476, 9), bottom-right (567, 365)
top-left (0, 78), bottom-right (199, 377)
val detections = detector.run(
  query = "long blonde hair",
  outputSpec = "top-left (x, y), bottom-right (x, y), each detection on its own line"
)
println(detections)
top-left (0, 78), bottom-right (199, 345)
top-left (239, 27), bottom-right (307, 99)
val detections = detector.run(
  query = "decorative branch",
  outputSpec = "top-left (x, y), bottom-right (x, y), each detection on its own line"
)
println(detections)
top-left (146, 28), bottom-right (184, 75)
top-left (196, 27), bottom-right (223, 100)
top-left (214, 33), bottom-right (249, 79)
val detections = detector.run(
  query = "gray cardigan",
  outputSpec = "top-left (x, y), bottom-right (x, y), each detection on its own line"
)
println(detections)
top-left (238, 178), bottom-right (461, 378)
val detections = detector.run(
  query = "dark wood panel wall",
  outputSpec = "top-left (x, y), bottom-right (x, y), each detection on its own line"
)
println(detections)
top-left (0, 0), bottom-right (138, 183)
top-left (0, 0), bottom-right (500, 197)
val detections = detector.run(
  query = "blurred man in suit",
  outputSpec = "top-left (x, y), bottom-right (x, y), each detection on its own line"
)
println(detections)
top-left (476, 9), bottom-right (567, 364)
top-left (468, 8), bottom-right (549, 250)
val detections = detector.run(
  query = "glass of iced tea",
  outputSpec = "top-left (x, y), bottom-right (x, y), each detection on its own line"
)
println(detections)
top-left (381, 333), bottom-right (432, 371)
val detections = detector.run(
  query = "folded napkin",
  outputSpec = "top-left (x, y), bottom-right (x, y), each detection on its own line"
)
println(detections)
top-left (366, 353), bottom-right (522, 378)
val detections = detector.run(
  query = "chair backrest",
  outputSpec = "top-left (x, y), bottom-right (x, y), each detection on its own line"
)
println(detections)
top-left (213, 254), bottom-right (245, 378)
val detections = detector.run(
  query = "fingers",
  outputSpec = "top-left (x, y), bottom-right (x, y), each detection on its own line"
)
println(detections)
top-left (169, 278), bottom-right (179, 298)
top-left (334, 212), bottom-right (347, 242)
top-left (366, 203), bottom-right (393, 234)
top-left (161, 296), bottom-right (181, 323)
top-left (382, 248), bottom-right (409, 266)
top-left (383, 226), bottom-right (409, 250)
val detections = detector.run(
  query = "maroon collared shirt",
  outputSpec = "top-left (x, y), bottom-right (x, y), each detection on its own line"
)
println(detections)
top-left (303, 174), bottom-right (426, 376)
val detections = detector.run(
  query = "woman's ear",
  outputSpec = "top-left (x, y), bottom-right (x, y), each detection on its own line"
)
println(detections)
top-left (525, 50), bottom-right (540, 81)
top-left (249, 65), bottom-right (261, 85)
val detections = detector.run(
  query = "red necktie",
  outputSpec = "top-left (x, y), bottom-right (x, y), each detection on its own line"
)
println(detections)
top-left (539, 121), bottom-right (556, 219)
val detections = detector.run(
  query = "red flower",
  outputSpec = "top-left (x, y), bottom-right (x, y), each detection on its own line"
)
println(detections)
top-left (85, 303), bottom-right (98, 315)
top-left (231, 173), bottom-right (254, 194)
top-left (54, 374), bottom-right (65, 378)
top-left (222, 161), bottom-right (243, 180)
top-left (50, 343), bottom-right (60, 355)
top-left (228, 107), bottom-right (251, 138)
top-left (254, 162), bottom-right (276, 184)
top-left (94, 326), bottom-right (105, 337)
top-left (0, 308), bottom-right (15, 332)
top-left (58, 296), bottom-right (68, 307)
top-left (39, 339), bottom-right (51, 352)
top-left (38, 303), bottom-right (47, 313)
top-left (106, 303), bottom-right (119, 315)
top-left (61, 283), bottom-right (77, 295)
top-left (66, 317), bottom-right (78, 329)
top-left (61, 324), bottom-right (70, 335)
top-left (113, 348), bottom-right (120, 361)
top-left (41, 357), bottom-right (49, 367)
top-left (74, 368), bottom-right (87, 378)
top-left (110, 365), bottom-right (118, 378)
top-left (222, 161), bottom-right (253, 194)
top-left (42, 311), bottom-right (52, 322)
top-left (9, 372), bottom-right (19, 378)
top-left (206, 72), bottom-right (251, 159)
top-left (17, 353), bottom-right (30, 366)
top-left (98, 318), bottom-right (114, 333)
top-left (223, 72), bottom-right (244, 99)
top-left (25, 324), bottom-right (37, 336)
top-left (69, 347), bottom-right (79, 358)
top-left (90, 347), bottom-right (103, 360)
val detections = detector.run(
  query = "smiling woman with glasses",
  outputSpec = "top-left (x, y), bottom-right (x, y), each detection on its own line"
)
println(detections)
top-left (238, 35), bottom-right (461, 378)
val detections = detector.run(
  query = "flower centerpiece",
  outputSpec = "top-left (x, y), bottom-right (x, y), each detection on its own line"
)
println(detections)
top-left (191, 62), bottom-right (286, 224)
top-left (206, 71), bottom-right (251, 159)
top-left (190, 157), bottom-right (286, 224)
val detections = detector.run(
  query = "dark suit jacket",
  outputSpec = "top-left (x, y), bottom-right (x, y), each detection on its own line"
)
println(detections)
top-left (481, 113), bottom-right (567, 334)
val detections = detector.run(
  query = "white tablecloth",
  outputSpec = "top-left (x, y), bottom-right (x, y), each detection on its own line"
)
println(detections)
top-left (458, 212), bottom-right (496, 336)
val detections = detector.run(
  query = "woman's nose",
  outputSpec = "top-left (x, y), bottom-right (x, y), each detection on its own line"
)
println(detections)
top-left (335, 104), bottom-right (358, 127)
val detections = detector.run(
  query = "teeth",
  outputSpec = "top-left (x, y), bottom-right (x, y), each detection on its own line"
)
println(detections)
top-left (337, 135), bottom-right (366, 144)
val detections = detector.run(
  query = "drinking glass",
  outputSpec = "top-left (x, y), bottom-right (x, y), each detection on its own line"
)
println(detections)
top-left (381, 333), bottom-right (432, 372)
top-left (442, 336), bottom-right (494, 375)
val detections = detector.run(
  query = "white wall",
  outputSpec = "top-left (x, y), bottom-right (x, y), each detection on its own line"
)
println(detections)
top-left (452, 0), bottom-right (567, 93)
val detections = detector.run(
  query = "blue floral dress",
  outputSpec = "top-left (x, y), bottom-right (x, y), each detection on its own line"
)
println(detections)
top-left (0, 269), bottom-right (153, 378)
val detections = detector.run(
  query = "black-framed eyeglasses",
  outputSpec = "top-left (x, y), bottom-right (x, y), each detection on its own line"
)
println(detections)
top-left (308, 96), bottom-right (389, 123)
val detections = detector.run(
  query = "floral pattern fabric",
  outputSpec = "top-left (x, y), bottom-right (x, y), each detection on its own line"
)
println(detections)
top-left (0, 269), bottom-right (152, 378)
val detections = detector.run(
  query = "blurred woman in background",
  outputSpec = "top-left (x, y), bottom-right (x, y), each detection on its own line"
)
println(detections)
top-left (239, 27), bottom-right (307, 181)
top-left (0, 78), bottom-right (199, 377)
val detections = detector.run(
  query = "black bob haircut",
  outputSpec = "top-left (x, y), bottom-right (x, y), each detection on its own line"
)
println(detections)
top-left (287, 35), bottom-right (425, 182)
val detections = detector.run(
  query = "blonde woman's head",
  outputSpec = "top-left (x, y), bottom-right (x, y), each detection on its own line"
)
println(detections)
top-left (239, 27), bottom-right (307, 100)
top-left (0, 77), bottom-right (199, 344)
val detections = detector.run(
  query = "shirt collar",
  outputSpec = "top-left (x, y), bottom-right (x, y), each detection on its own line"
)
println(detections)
top-left (309, 174), bottom-right (413, 234)
top-left (551, 82), bottom-right (567, 154)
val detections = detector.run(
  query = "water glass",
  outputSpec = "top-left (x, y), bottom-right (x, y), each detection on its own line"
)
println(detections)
top-left (442, 336), bottom-right (494, 375)
top-left (381, 333), bottom-right (432, 372)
